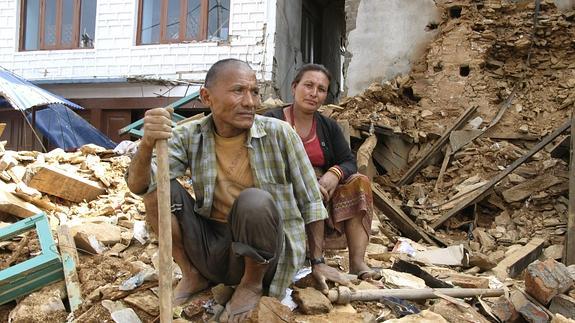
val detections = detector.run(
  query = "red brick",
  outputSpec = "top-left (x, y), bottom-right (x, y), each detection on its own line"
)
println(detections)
top-left (524, 259), bottom-right (574, 305)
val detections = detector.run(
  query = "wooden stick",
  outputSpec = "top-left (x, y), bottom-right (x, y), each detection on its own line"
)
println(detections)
top-left (434, 145), bottom-right (452, 191)
top-left (57, 225), bottom-right (83, 312)
top-left (566, 109), bottom-right (575, 266)
top-left (156, 139), bottom-right (173, 322)
top-left (327, 286), bottom-right (504, 304)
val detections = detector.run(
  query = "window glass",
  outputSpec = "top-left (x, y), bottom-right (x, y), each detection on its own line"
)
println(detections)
top-left (207, 0), bottom-right (229, 40)
top-left (166, 0), bottom-right (180, 41)
top-left (80, 0), bottom-right (96, 48)
top-left (61, 0), bottom-right (75, 46)
top-left (185, 0), bottom-right (201, 40)
top-left (44, 0), bottom-right (58, 46)
top-left (23, 0), bottom-right (40, 50)
top-left (141, 0), bottom-right (161, 44)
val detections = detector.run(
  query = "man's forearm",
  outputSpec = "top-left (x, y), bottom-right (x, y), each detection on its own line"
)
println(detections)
top-left (127, 142), bottom-right (154, 194)
top-left (305, 220), bottom-right (325, 259)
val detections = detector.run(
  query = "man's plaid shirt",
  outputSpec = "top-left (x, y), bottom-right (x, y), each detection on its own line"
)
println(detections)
top-left (146, 114), bottom-right (328, 298)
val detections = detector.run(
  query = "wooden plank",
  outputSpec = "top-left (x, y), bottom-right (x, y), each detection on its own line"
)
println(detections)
top-left (0, 186), bottom-right (42, 218)
top-left (567, 110), bottom-right (575, 266)
top-left (397, 105), bottom-right (477, 186)
top-left (431, 120), bottom-right (570, 229)
top-left (371, 184), bottom-right (437, 246)
top-left (492, 238), bottom-right (545, 280)
top-left (434, 146), bottom-right (452, 190)
top-left (57, 225), bottom-right (83, 312)
top-left (372, 136), bottom-right (412, 176)
top-left (27, 165), bottom-right (106, 202)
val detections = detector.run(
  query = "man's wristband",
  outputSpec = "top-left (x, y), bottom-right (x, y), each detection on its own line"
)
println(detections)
top-left (309, 256), bottom-right (325, 265)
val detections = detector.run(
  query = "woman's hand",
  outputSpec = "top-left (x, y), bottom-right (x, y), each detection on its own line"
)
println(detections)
top-left (318, 171), bottom-right (339, 202)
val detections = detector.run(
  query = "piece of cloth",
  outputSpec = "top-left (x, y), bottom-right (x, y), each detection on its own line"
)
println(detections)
top-left (264, 106), bottom-right (356, 180)
top-left (326, 173), bottom-right (374, 238)
top-left (139, 114), bottom-right (328, 298)
top-left (212, 131), bottom-right (254, 222)
top-left (170, 181), bottom-right (282, 289)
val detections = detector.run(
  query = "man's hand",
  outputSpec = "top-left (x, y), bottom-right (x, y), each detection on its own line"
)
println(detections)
top-left (311, 263), bottom-right (351, 294)
top-left (141, 107), bottom-right (174, 149)
top-left (318, 171), bottom-right (339, 201)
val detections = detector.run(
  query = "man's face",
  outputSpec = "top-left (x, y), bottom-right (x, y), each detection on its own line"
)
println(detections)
top-left (200, 66), bottom-right (260, 137)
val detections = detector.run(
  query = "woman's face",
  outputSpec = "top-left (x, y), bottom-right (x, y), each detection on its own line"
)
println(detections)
top-left (292, 70), bottom-right (329, 114)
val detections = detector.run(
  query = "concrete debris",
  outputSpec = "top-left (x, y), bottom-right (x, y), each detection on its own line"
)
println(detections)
top-left (292, 287), bottom-right (333, 315)
top-left (525, 259), bottom-right (574, 305)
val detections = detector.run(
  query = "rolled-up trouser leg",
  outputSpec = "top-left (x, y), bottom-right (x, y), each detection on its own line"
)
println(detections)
top-left (226, 188), bottom-right (283, 287)
top-left (171, 182), bottom-right (282, 290)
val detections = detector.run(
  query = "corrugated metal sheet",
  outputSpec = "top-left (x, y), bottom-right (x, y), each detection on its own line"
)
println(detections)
top-left (0, 68), bottom-right (82, 111)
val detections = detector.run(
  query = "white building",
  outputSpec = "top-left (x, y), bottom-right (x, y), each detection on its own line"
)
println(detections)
top-left (0, 0), bottom-right (445, 149)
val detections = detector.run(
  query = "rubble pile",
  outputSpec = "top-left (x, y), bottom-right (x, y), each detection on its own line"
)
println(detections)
top-left (0, 0), bottom-right (573, 322)
top-left (329, 0), bottom-right (574, 266)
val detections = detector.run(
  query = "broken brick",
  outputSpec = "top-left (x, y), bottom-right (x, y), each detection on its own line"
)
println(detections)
top-left (525, 259), bottom-right (574, 305)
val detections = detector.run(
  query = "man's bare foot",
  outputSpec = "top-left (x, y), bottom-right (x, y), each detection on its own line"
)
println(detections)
top-left (219, 284), bottom-right (262, 323)
top-left (173, 270), bottom-right (210, 306)
top-left (349, 261), bottom-right (382, 280)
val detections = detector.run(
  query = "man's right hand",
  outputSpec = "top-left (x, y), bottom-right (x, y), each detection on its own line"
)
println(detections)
top-left (141, 107), bottom-right (174, 149)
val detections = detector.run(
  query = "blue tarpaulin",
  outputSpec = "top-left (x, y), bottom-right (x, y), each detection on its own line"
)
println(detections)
top-left (26, 104), bottom-right (116, 150)
top-left (0, 68), bottom-right (116, 150)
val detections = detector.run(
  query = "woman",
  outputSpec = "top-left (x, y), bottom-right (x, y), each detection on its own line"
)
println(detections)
top-left (264, 64), bottom-right (380, 280)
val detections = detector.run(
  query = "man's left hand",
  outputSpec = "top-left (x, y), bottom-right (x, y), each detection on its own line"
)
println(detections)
top-left (318, 172), bottom-right (339, 201)
top-left (311, 263), bottom-right (351, 294)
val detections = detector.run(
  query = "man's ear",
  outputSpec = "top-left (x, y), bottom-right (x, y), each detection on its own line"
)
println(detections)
top-left (200, 87), bottom-right (211, 106)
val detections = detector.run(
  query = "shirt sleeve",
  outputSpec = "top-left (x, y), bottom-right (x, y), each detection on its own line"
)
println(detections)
top-left (283, 125), bottom-right (329, 224)
top-left (329, 119), bottom-right (357, 180)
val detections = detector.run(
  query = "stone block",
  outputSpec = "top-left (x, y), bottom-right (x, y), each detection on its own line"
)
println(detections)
top-left (525, 259), bottom-right (573, 305)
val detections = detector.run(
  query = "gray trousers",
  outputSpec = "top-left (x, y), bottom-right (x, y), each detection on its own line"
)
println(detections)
top-left (169, 180), bottom-right (283, 289)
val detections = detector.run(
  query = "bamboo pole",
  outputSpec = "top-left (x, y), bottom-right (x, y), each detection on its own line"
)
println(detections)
top-left (565, 109), bottom-right (575, 266)
top-left (156, 139), bottom-right (173, 322)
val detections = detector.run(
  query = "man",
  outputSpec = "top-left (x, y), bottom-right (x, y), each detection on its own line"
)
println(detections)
top-left (126, 59), bottom-right (349, 322)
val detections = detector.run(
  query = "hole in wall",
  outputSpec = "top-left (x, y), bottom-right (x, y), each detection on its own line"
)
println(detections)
top-left (426, 22), bottom-right (439, 31)
top-left (460, 65), bottom-right (470, 77)
top-left (433, 62), bottom-right (443, 72)
top-left (449, 6), bottom-right (462, 18)
top-left (402, 87), bottom-right (421, 102)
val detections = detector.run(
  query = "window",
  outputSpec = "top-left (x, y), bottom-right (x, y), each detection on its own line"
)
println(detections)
top-left (138, 0), bottom-right (229, 45)
top-left (20, 0), bottom-right (97, 51)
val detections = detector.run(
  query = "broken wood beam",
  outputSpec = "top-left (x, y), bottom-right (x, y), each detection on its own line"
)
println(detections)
top-left (0, 186), bottom-right (42, 218)
top-left (397, 105), bottom-right (477, 186)
top-left (491, 238), bottom-right (545, 280)
top-left (57, 225), bottom-right (83, 312)
top-left (431, 120), bottom-right (570, 229)
top-left (327, 285), bottom-right (504, 305)
top-left (371, 184), bottom-right (437, 246)
top-left (27, 165), bottom-right (106, 202)
top-left (357, 134), bottom-right (377, 176)
top-left (566, 109), bottom-right (575, 266)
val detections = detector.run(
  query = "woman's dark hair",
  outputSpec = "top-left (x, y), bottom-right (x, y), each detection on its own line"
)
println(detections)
top-left (292, 63), bottom-right (332, 86)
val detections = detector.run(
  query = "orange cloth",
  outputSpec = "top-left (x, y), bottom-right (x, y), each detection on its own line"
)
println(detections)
top-left (325, 174), bottom-right (374, 245)
top-left (211, 132), bottom-right (254, 222)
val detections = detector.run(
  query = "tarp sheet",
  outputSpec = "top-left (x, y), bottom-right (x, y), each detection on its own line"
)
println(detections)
top-left (0, 69), bottom-right (82, 111)
top-left (27, 104), bottom-right (116, 150)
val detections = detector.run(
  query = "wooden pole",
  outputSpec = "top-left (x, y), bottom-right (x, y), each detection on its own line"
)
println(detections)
top-left (565, 109), bottom-right (575, 266)
top-left (327, 286), bottom-right (504, 304)
top-left (156, 139), bottom-right (173, 322)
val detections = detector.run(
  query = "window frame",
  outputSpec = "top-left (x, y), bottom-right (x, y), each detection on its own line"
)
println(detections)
top-left (136, 0), bottom-right (211, 45)
top-left (19, 0), bottom-right (89, 51)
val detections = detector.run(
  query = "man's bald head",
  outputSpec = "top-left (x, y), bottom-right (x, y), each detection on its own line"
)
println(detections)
top-left (204, 59), bottom-right (254, 88)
